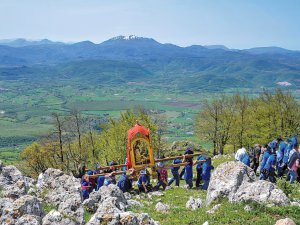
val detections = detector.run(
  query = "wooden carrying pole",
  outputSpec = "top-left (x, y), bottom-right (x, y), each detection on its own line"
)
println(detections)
top-left (86, 160), bottom-right (206, 179)
top-left (154, 152), bottom-right (204, 162)
top-left (85, 164), bottom-right (127, 171)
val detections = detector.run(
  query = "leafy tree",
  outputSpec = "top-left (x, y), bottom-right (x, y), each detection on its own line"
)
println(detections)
top-left (196, 90), bottom-right (300, 154)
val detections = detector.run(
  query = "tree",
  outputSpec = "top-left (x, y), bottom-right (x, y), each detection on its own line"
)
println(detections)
top-left (196, 95), bottom-right (234, 155)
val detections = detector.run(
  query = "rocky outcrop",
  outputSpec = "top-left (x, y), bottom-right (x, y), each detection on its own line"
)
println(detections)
top-left (230, 180), bottom-right (290, 206)
top-left (0, 162), bottom-right (160, 225)
top-left (0, 195), bottom-right (44, 225)
top-left (207, 161), bottom-right (290, 206)
top-left (82, 191), bottom-right (102, 213)
top-left (36, 168), bottom-right (84, 225)
top-left (155, 202), bottom-right (170, 214)
top-left (87, 184), bottom-right (160, 225)
top-left (42, 210), bottom-right (78, 225)
top-left (0, 165), bottom-right (32, 199)
top-left (16, 215), bottom-right (41, 225)
top-left (207, 161), bottom-right (256, 205)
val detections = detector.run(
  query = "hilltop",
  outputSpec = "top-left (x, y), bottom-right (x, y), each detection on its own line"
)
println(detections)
top-left (0, 157), bottom-right (299, 225)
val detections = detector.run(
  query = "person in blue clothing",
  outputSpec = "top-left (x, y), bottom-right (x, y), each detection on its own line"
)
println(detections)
top-left (137, 170), bottom-right (151, 193)
top-left (183, 155), bottom-right (193, 189)
top-left (117, 170), bottom-right (134, 192)
top-left (201, 157), bottom-right (214, 190)
top-left (195, 155), bottom-right (206, 188)
top-left (283, 139), bottom-right (293, 165)
top-left (242, 153), bottom-right (250, 167)
top-left (277, 139), bottom-right (288, 177)
top-left (168, 155), bottom-right (182, 187)
top-left (104, 171), bottom-right (116, 186)
top-left (81, 175), bottom-right (92, 200)
top-left (180, 148), bottom-right (194, 179)
top-left (268, 138), bottom-right (282, 152)
top-left (259, 144), bottom-right (271, 180)
top-left (95, 175), bottom-right (105, 191)
top-left (290, 135), bottom-right (298, 149)
top-left (235, 147), bottom-right (250, 167)
top-left (262, 149), bottom-right (277, 183)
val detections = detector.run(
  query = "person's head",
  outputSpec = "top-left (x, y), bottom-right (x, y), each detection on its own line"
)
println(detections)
top-left (262, 144), bottom-right (268, 151)
top-left (87, 170), bottom-right (93, 176)
top-left (277, 138), bottom-right (283, 143)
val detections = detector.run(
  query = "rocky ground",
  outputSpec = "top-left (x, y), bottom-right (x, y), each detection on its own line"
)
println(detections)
top-left (0, 159), bottom-right (299, 225)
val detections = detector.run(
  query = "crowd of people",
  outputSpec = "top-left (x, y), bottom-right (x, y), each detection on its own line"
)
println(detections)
top-left (235, 135), bottom-right (299, 184)
top-left (81, 136), bottom-right (299, 200)
top-left (80, 148), bottom-right (214, 200)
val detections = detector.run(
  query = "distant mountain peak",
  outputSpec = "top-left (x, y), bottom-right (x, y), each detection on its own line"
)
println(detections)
top-left (112, 35), bottom-right (144, 40)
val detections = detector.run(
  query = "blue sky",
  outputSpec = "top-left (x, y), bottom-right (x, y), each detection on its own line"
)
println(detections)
top-left (0, 0), bottom-right (300, 49)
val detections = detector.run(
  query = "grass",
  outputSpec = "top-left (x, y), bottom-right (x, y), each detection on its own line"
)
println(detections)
top-left (84, 211), bottom-right (93, 222)
top-left (43, 203), bottom-right (56, 214)
top-left (129, 185), bottom-right (300, 225)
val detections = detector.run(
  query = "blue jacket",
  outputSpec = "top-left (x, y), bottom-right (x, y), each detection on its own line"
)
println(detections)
top-left (277, 141), bottom-right (287, 162)
top-left (96, 176), bottom-right (105, 190)
top-left (171, 159), bottom-right (182, 172)
top-left (117, 174), bottom-right (127, 191)
top-left (241, 154), bottom-right (250, 167)
top-left (291, 136), bottom-right (298, 149)
top-left (283, 144), bottom-right (293, 163)
top-left (260, 150), bottom-right (271, 170)
top-left (263, 154), bottom-right (276, 172)
top-left (184, 161), bottom-right (193, 180)
top-left (137, 174), bottom-right (149, 186)
top-left (196, 155), bottom-right (206, 170)
top-left (202, 159), bottom-right (214, 180)
top-left (268, 140), bottom-right (278, 151)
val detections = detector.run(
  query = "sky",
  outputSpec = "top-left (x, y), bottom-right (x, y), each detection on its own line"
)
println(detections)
top-left (0, 0), bottom-right (300, 50)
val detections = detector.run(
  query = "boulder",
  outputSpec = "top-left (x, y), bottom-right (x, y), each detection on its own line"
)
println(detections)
top-left (42, 210), bottom-right (78, 225)
top-left (230, 180), bottom-right (290, 206)
top-left (275, 218), bottom-right (296, 225)
top-left (155, 202), bottom-right (170, 214)
top-left (186, 197), bottom-right (203, 210)
top-left (206, 161), bottom-right (256, 205)
top-left (82, 190), bottom-right (102, 213)
top-left (203, 222), bottom-right (209, 225)
top-left (57, 193), bottom-right (84, 225)
top-left (36, 168), bottom-right (84, 224)
top-left (12, 195), bottom-right (44, 218)
top-left (98, 184), bottom-right (127, 210)
top-left (0, 165), bottom-right (31, 199)
top-left (0, 195), bottom-right (43, 225)
top-left (16, 214), bottom-right (42, 225)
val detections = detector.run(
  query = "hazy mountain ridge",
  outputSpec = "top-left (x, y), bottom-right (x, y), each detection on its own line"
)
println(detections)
top-left (0, 36), bottom-right (299, 91)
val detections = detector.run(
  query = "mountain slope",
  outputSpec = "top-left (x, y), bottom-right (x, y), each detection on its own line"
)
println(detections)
top-left (0, 36), bottom-right (299, 91)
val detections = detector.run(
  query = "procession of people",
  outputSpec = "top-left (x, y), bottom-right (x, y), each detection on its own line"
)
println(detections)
top-left (81, 135), bottom-right (299, 200)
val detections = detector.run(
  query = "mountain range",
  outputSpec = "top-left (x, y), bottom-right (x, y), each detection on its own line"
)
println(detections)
top-left (0, 35), bottom-right (299, 92)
